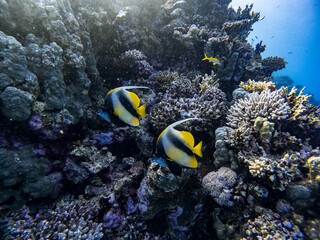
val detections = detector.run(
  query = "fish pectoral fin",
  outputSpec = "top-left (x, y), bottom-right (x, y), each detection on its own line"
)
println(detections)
top-left (187, 156), bottom-right (198, 168)
top-left (129, 91), bottom-right (140, 108)
top-left (97, 110), bottom-right (111, 122)
top-left (129, 117), bottom-right (140, 127)
top-left (179, 131), bottom-right (195, 148)
top-left (213, 62), bottom-right (216, 65)
top-left (113, 108), bottom-right (120, 116)
top-left (193, 141), bottom-right (203, 157)
top-left (137, 104), bottom-right (146, 118)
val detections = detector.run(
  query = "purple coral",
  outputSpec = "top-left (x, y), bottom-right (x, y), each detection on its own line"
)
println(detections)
top-left (28, 113), bottom-right (42, 130)
top-left (93, 132), bottom-right (114, 145)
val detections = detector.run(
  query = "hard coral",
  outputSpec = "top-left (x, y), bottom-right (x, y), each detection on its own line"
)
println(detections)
top-left (239, 79), bottom-right (275, 93)
top-left (4, 196), bottom-right (104, 239)
top-left (202, 167), bottom-right (238, 206)
top-left (242, 212), bottom-right (304, 240)
top-left (227, 89), bottom-right (291, 129)
top-left (241, 151), bottom-right (302, 191)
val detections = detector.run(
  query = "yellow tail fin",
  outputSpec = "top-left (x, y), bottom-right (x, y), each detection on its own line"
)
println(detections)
top-left (137, 104), bottom-right (146, 118)
top-left (193, 141), bottom-right (203, 157)
top-left (202, 53), bottom-right (208, 61)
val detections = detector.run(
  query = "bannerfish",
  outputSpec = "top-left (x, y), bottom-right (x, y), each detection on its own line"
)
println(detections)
top-left (155, 118), bottom-right (203, 174)
top-left (202, 53), bottom-right (221, 65)
top-left (97, 86), bottom-right (148, 126)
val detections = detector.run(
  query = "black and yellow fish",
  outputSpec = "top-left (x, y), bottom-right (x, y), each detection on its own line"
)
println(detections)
top-left (97, 86), bottom-right (148, 126)
top-left (155, 118), bottom-right (203, 174)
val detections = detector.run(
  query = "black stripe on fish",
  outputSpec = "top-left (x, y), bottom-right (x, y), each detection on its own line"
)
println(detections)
top-left (117, 89), bottom-right (140, 118)
top-left (167, 130), bottom-right (193, 156)
top-left (156, 138), bottom-right (167, 158)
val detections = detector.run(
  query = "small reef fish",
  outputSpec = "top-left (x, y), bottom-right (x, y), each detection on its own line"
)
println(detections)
top-left (97, 86), bottom-right (148, 127)
top-left (155, 118), bottom-right (203, 174)
top-left (202, 54), bottom-right (221, 65)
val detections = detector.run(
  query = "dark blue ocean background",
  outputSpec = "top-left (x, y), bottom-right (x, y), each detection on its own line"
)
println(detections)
top-left (231, 0), bottom-right (320, 102)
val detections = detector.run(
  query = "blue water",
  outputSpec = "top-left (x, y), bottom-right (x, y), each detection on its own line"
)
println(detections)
top-left (230, 0), bottom-right (320, 101)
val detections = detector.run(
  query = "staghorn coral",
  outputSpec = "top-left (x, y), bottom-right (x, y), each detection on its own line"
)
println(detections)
top-left (4, 196), bottom-right (104, 240)
top-left (242, 212), bottom-right (304, 240)
top-left (239, 79), bottom-right (275, 93)
top-left (227, 89), bottom-right (291, 129)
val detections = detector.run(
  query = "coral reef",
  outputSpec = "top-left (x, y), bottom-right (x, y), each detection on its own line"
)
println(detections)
top-left (0, 0), bottom-right (319, 239)
top-left (242, 212), bottom-right (304, 240)
top-left (4, 196), bottom-right (104, 239)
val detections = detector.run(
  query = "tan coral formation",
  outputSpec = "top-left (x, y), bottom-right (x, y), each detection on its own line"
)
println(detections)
top-left (240, 151), bottom-right (302, 191)
top-left (239, 79), bottom-right (275, 93)
top-left (242, 213), bottom-right (303, 240)
top-left (253, 117), bottom-right (275, 142)
top-left (307, 155), bottom-right (320, 187)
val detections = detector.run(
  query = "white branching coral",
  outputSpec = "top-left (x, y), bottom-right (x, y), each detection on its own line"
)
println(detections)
top-left (227, 89), bottom-right (291, 129)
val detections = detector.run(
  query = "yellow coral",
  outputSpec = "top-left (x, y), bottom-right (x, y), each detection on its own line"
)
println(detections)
top-left (239, 79), bottom-right (275, 93)
top-left (307, 155), bottom-right (320, 186)
top-left (286, 87), bottom-right (320, 126)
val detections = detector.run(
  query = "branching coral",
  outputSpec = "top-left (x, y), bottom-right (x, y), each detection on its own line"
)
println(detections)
top-left (240, 151), bottom-right (302, 191)
top-left (227, 89), bottom-right (291, 129)
top-left (149, 73), bottom-right (227, 133)
top-left (4, 196), bottom-right (104, 239)
top-left (242, 212), bottom-right (304, 240)
top-left (284, 87), bottom-right (320, 128)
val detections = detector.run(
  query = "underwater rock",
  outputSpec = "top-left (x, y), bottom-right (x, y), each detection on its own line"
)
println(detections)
top-left (286, 185), bottom-right (311, 200)
top-left (137, 162), bottom-right (200, 221)
top-left (0, 86), bottom-right (33, 121)
top-left (0, 145), bottom-right (60, 203)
